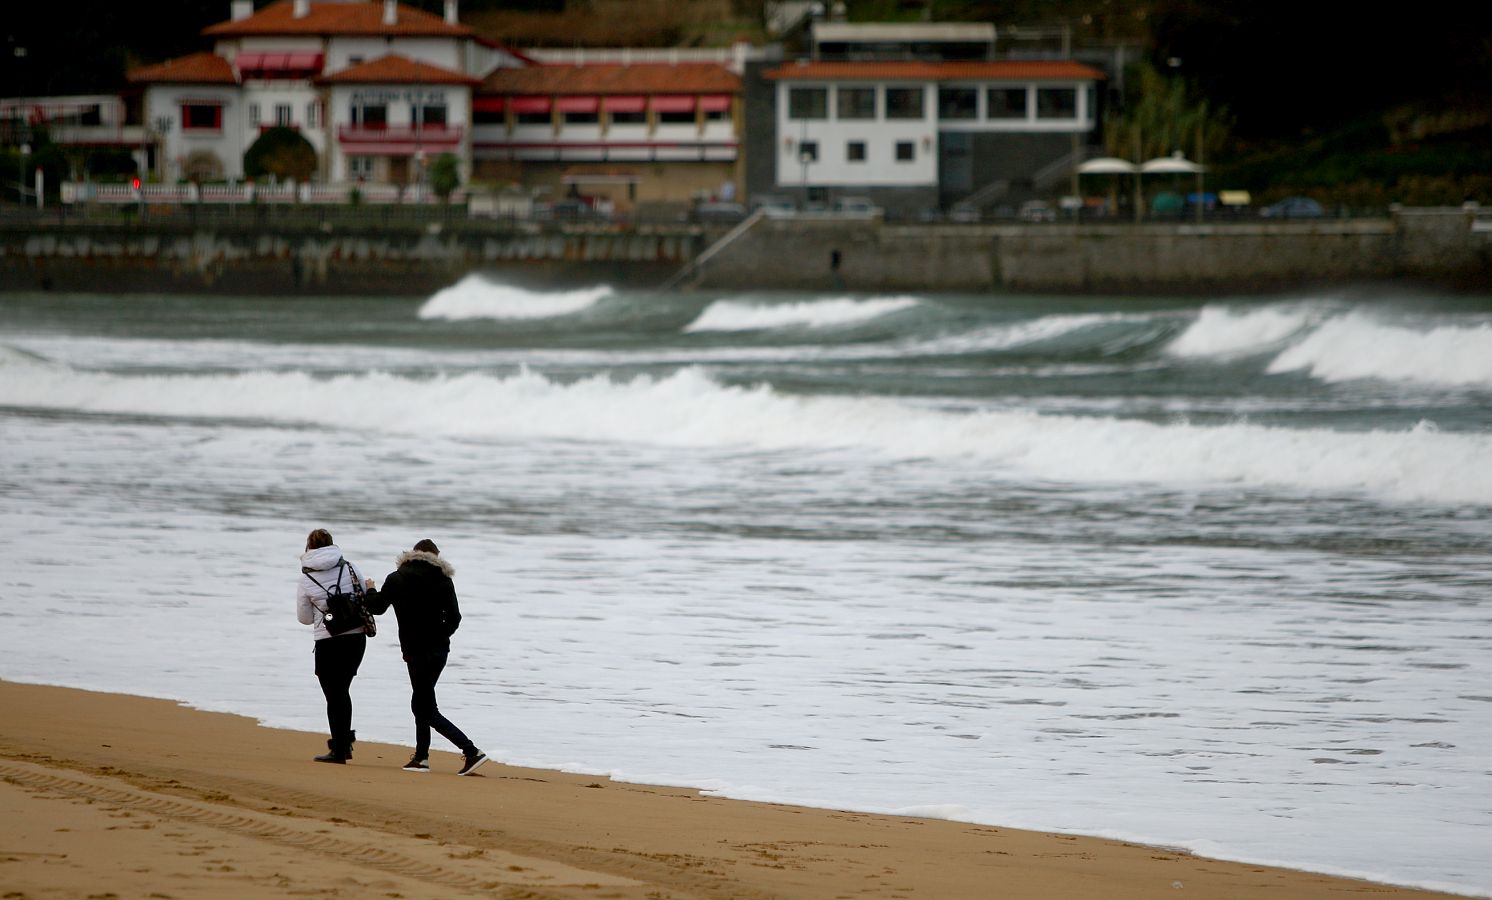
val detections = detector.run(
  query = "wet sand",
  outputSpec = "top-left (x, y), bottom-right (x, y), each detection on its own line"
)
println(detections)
top-left (0, 680), bottom-right (1469, 899)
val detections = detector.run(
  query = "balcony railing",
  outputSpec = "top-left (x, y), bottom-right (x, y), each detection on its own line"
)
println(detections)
top-left (336, 124), bottom-right (464, 149)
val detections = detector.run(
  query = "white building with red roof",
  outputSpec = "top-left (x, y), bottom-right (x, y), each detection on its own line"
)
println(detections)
top-left (747, 21), bottom-right (1109, 217)
top-left (126, 0), bottom-right (522, 185)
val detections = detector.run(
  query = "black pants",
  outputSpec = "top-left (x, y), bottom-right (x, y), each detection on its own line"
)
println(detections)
top-left (314, 632), bottom-right (366, 746)
top-left (405, 649), bottom-right (474, 758)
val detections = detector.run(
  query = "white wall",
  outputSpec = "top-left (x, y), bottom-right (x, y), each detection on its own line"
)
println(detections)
top-left (145, 85), bottom-right (246, 181)
top-left (775, 80), bottom-right (1096, 188)
top-left (326, 83), bottom-right (470, 182)
top-left (776, 83), bottom-right (937, 187)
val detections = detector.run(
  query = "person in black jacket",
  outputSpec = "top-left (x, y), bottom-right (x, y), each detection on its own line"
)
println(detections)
top-left (366, 539), bottom-right (487, 776)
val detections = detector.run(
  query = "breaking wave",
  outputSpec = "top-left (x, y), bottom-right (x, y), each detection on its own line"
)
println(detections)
top-left (2, 352), bottom-right (1487, 506)
top-left (1267, 313), bottom-right (1492, 387)
top-left (418, 275), bottom-right (613, 320)
top-left (684, 297), bottom-right (921, 332)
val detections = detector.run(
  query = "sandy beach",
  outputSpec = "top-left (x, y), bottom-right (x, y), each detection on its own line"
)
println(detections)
top-left (0, 680), bottom-right (1471, 900)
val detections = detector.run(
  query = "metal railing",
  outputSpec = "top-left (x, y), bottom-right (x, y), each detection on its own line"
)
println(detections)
top-left (63, 181), bottom-right (470, 205)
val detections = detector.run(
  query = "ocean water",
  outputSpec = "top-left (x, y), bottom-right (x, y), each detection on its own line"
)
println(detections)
top-left (2, 278), bottom-right (1490, 896)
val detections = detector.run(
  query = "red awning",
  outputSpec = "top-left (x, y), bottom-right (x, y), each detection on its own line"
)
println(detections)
top-left (237, 51), bottom-right (323, 72)
top-left (650, 95), bottom-right (696, 113)
top-left (508, 96), bottom-right (551, 114)
top-left (602, 95), bottom-right (646, 113)
top-left (473, 97), bottom-right (506, 113)
top-left (555, 96), bottom-right (599, 114)
top-left (698, 95), bottom-right (732, 113)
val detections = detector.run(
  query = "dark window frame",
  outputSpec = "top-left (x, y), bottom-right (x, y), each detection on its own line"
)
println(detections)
top-left (884, 87), bottom-right (924, 120)
top-left (788, 86), bottom-right (829, 120)
top-left (938, 86), bottom-right (978, 120)
top-left (986, 87), bottom-right (1028, 120)
top-left (836, 86), bottom-right (876, 120)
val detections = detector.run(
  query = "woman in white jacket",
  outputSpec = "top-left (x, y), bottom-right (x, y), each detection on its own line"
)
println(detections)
top-left (297, 528), bottom-right (372, 764)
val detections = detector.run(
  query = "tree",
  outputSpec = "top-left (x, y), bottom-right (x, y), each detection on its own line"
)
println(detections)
top-left (243, 127), bottom-right (317, 183)
top-left (1104, 62), bottom-right (1232, 164)
top-left (429, 153), bottom-right (461, 202)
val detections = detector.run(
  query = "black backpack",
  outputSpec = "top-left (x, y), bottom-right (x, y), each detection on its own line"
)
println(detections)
top-left (304, 560), bottom-right (376, 637)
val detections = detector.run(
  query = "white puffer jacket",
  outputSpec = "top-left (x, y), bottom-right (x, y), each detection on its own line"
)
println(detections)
top-left (297, 545), bottom-right (367, 641)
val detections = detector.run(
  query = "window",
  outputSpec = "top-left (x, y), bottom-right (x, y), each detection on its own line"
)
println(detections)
top-left (788, 87), bottom-right (828, 120)
top-left (473, 109), bottom-right (504, 125)
top-left (702, 107), bottom-right (730, 122)
top-left (275, 103), bottom-right (292, 127)
top-left (986, 87), bottom-right (1027, 119)
top-left (351, 104), bottom-right (387, 128)
top-left (610, 110), bottom-right (646, 125)
top-left (1036, 87), bottom-right (1077, 119)
top-left (420, 104), bottom-right (447, 127)
top-left (563, 110), bottom-right (599, 125)
top-left (348, 157), bottom-right (374, 179)
top-left (657, 110), bottom-right (694, 125)
top-left (306, 101), bottom-right (320, 128)
top-left (516, 111), bottom-right (551, 125)
top-left (884, 87), bottom-right (924, 120)
top-left (895, 140), bottom-right (914, 162)
top-left (836, 86), bottom-right (875, 120)
top-left (938, 87), bottom-right (977, 120)
top-left (248, 103), bottom-right (260, 126)
top-left (846, 140), bottom-right (866, 162)
top-left (797, 140), bottom-right (818, 162)
top-left (180, 103), bottom-right (221, 131)
top-left (347, 55), bottom-right (363, 66)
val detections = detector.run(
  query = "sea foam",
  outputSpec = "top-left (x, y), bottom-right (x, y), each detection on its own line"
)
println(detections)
top-left (684, 296), bottom-right (920, 332)
top-left (1167, 305), bottom-right (1319, 358)
top-left (2, 356), bottom-right (1487, 506)
top-left (418, 275), bottom-right (612, 320)
top-left (1267, 312), bottom-right (1492, 387)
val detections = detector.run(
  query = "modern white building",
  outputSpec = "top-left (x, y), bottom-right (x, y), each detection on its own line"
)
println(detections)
top-left (126, 0), bottom-right (520, 184)
top-left (748, 22), bottom-right (1108, 216)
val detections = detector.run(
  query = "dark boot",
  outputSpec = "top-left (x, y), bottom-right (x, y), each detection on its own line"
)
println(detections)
top-left (313, 735), bottom-right (351, 764)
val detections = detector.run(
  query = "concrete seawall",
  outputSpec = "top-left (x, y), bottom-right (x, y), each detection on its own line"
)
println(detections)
top-left (0, 223), bottom-right (701, 294)
top-left (690, 209), bottom-right (1492, 293)
top-left (2, 208), bottom-right (1487, 295)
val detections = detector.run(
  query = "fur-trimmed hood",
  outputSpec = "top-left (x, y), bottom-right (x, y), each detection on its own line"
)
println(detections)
top-left (396, 549), bottom-right (454, 578)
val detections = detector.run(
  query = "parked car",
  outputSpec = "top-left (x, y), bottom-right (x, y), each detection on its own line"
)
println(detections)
top-left (689, 201), bottom-right (748, 224)
top-left (751, 194), bottom-right (797, 217)
top-left (948, 202), bottom-right (981, 223)
top-left (1018, 200), bottom-right (1057, 222)
top-left (833, 196), bottom-right (884, 218)
top-left (534, 198), bottom-right (607, 222)
top-left (1260, 196), bottom-right (1325, 218)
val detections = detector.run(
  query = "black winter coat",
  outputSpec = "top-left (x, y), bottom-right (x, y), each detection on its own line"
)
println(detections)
top-left (366, 550), bottom-right (461, 655)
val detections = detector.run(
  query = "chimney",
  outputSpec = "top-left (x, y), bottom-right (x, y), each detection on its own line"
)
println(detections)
top-left (444, 0), bottom-right (458, 25)
top-left (293, 0), bottom-right (309, 17)
top-left (383, 0), bottom-right (397, 26)
top-left (230, 0), bottom-right (253, 21)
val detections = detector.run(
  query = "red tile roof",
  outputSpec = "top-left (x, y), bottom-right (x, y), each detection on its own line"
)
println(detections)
top-left (127, 52), bottom-right (238, 85)
top-left (317, 54), bottom-right (478, 85)
top-left (204, 0), bottom-right (472, 37)
top-left (764, 60), bottom-right (1107, 82)
top-left (480, 63), bottom-right (741, 96)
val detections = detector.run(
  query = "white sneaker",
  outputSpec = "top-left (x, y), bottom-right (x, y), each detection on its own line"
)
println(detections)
top-left (402, 755), bottom-right (429, 773)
